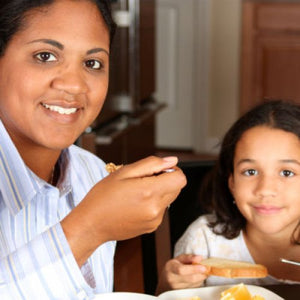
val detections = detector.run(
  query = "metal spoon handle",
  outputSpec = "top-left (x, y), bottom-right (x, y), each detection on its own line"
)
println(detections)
top-left (280, 258), bottom-right (300, 266)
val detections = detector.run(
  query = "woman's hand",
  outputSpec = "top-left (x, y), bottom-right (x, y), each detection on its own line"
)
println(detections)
top-left (61, 156), bottom-right (187, 266)
top-left (156, 254), bottom-right (209, 295)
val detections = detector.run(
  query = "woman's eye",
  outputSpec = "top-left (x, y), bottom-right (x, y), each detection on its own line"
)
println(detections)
top-left (280, 170), bottom-right (294, 177)
top-left (85, 59), bottom-right (102, 70)
top-left (35, 52), bottom-right (57, 62)
top-left (243, 169), bottom-right (257, 176)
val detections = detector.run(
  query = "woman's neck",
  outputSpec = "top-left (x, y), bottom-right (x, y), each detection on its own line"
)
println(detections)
top-left (16, 143), bottom-right (61, 183)
top-left (5, 126), bottom-right (62, 183)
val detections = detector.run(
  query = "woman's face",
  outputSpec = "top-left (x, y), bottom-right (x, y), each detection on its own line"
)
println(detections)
top-left (229, 126), bottom-right (300, 238)
top-left (0, 0), bottom-right (110, 151)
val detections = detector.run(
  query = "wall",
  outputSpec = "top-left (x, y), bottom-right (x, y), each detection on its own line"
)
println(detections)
top-left (155, 0), bottom-right (242, 154)
top-left (209, 0), bottom-right (241, 140)
top-left (194, 0), bottom-right (242, 154)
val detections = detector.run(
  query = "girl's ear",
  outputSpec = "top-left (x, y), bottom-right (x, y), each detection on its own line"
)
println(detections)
top-left (228, 174), bottom-right (234, 194)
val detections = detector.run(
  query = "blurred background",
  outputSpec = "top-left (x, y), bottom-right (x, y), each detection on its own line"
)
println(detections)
top-left (80, 0), bottom-right (300, 164)
top-left (79, 0), bottom-right (242, 163)
top-left (78, 0), bottom-right (300, 295)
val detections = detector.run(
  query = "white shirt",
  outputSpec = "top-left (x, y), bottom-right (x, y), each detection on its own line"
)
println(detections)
top-left (0, 120), bottom-right (116, 299)
top-left (174, 214), bottom-right (299, 286)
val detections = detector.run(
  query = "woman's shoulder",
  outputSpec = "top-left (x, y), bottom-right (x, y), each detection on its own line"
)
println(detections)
top-left (69, 144), bottom-right (106, 167)
top-left (67, 144), bottom-right (108, 180)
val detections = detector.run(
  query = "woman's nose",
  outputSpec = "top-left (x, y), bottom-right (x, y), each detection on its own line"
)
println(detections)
top-left (254, 175), bottom-right (277, 198)
top-left (51, 67), bottom-right (88, 95)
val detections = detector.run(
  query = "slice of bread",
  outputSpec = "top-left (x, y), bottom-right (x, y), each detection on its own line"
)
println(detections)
top-left (105, 163), bottom-right (123, 173)
top-left (200, 257), bottom-right (268, 278)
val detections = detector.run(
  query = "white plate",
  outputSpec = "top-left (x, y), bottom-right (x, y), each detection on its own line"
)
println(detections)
top-left (158, 285), bottom-right (284, 300)
top-left (94, 292), bottom-right (157, 300)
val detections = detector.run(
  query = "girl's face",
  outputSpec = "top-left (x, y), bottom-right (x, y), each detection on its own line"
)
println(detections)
top-left (229, 126), bottom-right (300, 237)
top-left (0, 0), bottom-right (110, 151)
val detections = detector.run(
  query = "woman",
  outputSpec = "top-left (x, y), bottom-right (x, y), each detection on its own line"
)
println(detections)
top-left (0, 0), bottom-right (186, 298)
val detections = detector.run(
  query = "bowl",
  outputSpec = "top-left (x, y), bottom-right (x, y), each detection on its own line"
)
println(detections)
top-left (94, 292), bottom-right (157, 300)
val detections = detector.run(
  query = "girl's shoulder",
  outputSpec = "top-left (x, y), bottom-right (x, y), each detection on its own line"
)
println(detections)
top-left (174, 214), bottom-right (216, 243)
top-left (174, 214), bottom-right (245, 258)
top-left (186, 213), bottom-right (216, 231)
top-left (174, 214), bottom-right (218, 256)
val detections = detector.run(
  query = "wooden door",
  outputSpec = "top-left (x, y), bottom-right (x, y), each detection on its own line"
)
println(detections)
top-left (241, 1), bottom-right (300, 113)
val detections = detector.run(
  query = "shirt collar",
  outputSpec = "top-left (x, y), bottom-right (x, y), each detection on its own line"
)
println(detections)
top-left (0, 120), bottom-right (37, 215)
top-left (55, 149), bottom-right (73, 197)
top-left (0, 120), bottom-right (72, 215)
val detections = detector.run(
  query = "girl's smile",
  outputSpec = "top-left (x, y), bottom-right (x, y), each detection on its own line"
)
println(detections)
top-left (252, 204), bottom-right (282, 216)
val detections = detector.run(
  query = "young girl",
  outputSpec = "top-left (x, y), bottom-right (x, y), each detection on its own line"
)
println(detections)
top-left (157, 99), bottom-right (300, 294)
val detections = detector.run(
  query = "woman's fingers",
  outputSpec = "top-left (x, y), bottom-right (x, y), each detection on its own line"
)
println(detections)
top-left (113, 156), bottom-right (179, 179)
top-left (62, 156), bottom-right (187, 267)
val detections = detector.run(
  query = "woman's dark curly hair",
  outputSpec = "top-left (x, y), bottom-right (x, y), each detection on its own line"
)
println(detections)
top-left (204, 99), bottom-right (300, 245)
top-left (0, 0), bottom-right (116, 56)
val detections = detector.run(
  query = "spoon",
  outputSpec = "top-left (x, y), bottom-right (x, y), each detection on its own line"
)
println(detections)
top-left (280, 258), bottom-right (300, 266)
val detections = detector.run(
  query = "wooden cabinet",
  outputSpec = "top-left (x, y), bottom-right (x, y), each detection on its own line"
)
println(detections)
top-left (96, 0), bottom-right (156, 125)
top-left (241, 0), bottom-right (300, 113)
top-left (95, 114), bottom-right (156, 165)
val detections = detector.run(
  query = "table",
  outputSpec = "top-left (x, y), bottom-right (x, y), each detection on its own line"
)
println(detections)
top-left (264, 284), bottom-right (300, 300)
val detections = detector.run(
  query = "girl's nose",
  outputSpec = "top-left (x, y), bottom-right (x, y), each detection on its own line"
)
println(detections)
top-left (254, 175), bottom-right (277, 198)
top-left (51, 67), bottom-right (88, 95)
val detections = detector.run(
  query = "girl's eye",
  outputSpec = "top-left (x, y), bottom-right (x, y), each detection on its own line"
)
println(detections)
top-left (243, 169), bottom-right (258, 176)
top-left (85, 59), bottom-right (102, 70)
top-left (35, 52), bottom-right (57, 62)
top-left (280, 170), bottom-right (295, 177)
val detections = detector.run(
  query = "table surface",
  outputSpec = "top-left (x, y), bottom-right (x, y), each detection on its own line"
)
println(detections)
top-left (263, 284), bottom-right (300, 300)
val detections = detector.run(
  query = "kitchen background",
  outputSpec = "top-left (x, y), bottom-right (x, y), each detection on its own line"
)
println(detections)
top-left (78, 0), bottom-right (300, 295)
top-left (80, 0), bottom-right (300, 163)
top-left (79, 0), bottom-right (241, 163)
top-left (155, 0), bottom-right (240, 154)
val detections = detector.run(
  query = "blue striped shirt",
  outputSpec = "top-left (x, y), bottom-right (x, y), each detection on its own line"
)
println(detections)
top-left (0, 120), bottom-right (116, 299)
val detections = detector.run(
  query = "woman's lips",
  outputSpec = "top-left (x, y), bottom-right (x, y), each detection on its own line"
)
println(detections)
top-left (42, 103), bottom-right (78, 115)
top-left (40, 102), bottom-right (82, 124)
top-left (253, 205), bottom-right (282, 215)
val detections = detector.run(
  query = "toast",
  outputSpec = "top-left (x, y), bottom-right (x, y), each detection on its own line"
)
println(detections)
top-left (200, 257), bottom-right (268, 278)
top-left (105, 162), bottom-right (123, 173)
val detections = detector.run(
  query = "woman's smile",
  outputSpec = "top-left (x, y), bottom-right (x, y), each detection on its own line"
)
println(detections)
top-left (42, 103), bottom-right (78, 115)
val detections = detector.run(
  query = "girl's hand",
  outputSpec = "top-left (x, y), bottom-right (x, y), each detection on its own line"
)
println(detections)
top-left (156, 254), bottom-right (209, 295)
top-left (61, 156), bottom-right (187, 266)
